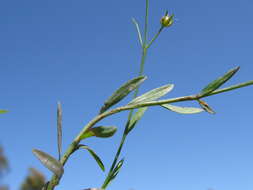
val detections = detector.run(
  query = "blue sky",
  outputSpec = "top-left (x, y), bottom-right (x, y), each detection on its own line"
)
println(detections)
top-left (1, 0), bottom-right (253, 190)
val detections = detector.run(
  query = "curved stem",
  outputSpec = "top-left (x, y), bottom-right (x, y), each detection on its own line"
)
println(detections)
top-left (46, 78), bottom-right (253, 190)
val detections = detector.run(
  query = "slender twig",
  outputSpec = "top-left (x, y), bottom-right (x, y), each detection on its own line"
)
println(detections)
top-left (146, 26), bottom-right (164, 49)
top-left (143, 0), bottom-right (149, 46)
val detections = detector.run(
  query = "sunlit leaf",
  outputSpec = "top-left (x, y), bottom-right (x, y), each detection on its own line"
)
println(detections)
top-left (57, 102), bottom-right (62, 160)
top-left (80, 126), bottom-right (117, 140)
top-left (161, 104), bottom-right (203, 114)
top-left (79, 145), bottom-right (105, 172)
top-left (198, 99), bottom-right (215, 114)
top-left (100, 76), bottom-right (147, 113)
top-left (200, 66), bottom-right (240, 96)
top-left (32, 149), bottom-right (64, 178)
top-left (126, 107), bottom-right (148, 134)
top-left (128, 84), bottom-right (174, 105)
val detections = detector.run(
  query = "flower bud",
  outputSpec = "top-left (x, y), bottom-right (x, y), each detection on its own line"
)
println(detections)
top-left (160, 12), bottom-right (174, 28)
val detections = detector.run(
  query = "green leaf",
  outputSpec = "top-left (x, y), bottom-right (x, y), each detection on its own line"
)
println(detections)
top-left (198, 99), bottom-right (215, 114)
top-left (32, 149), bottom-right (64, 178)
top-left (111, 159), bottom-right (124, 180)
top-left (57, 102), bottom-right (62, 161)
top-left (103, 159), bottom-right (124, 190)
top-left (0, 110), bottom-right (8, 114)
top-left (80, 126), bottom-right (117, 140)
top-left (100, 76), bottom-right (147, 113)
top-left (200, 66), bottom-right (240, 96)
top-left (79, 145), bottom-right (105, 172)
top-left (126, 107), bottom-right (148, 134)
top-left (128, 84), bottom-right (174, 105)
top-left (204, 80), bottom-right (253, 96)
top-left (161, 104), bottom-right (203, 114)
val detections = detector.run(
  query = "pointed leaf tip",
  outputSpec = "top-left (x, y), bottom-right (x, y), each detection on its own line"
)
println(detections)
top-left (100, 76), bottom-right (147, 113)
top-left (197, 99), bottom-right (216, 114)
top-left (79, 145), bottom-right (105, 172)
top-left (111, 159), bottom-right (124, 179)
top-left (128, 84), bottom-right (174, 105)
top-left (32, 149), bottom-right (64, 178)
top-left (200, 66), bottom-right (240, 96)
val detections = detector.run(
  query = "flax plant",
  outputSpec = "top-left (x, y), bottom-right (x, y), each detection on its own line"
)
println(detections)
top-left (31, 1), bottom-right (253, 190)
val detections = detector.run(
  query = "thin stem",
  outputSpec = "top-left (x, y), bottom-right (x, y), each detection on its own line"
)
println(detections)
top-left (129, 48), bottom-right (147, 117)
top-left (146, 26), bottom-right (164, 49)
top-left (101, 43), bottom-right (148, 190)
top-left (201, 80), bottom-right (253, 96)
top-left (74, 80), bottom-right (253, 144)
top-left (101, 1), bottom-right (150, 188)
top-left (46, 79), bottom-right (253, 190)
top-left (101, 134), bottom-right (127, 189)
top-left (143, 0), bottom-right (149, 46)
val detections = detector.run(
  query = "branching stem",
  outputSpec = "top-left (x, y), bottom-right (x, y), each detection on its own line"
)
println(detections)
top-left (46, 78), bottom-right (253, 189)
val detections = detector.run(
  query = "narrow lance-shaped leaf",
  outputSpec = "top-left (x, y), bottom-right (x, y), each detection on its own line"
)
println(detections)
top-left (100, 76), bottom-right (147, 113)
top-left (110, 159), bottom-right (124, 182)
top-left (204, 80), bottom-right (253, 96)
top-left (128, 84), bottom-right (174, 105)
top-left (0, 110), bottom-right (8, 114)
top-left (104, 159), bottom-right (124, 188)
top-left (32, 149), bottom-right (64, 178)
top-left (79, 145), bottom-right (105, 172)
top-left (57, 102), bottom-right (62, 161)
top-left (126, 107), bottom-right (148, 134)
top-left (197, 99), bottom-right (215, 114)
top-left (161, 104), bottom-right (204, 114)
top-left (132, 18), bottom-right (143, 46)
top-left (80, 126), bottom-right (117, 140)
top-left (199, 66), bottom-right (240, 96)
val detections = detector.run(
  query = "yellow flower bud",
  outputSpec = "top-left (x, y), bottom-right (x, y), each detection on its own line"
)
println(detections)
top-left (160, 12), bottom-right (174, 28)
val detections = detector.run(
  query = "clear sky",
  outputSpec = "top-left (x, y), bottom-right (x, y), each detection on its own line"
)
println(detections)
top-left (1, 0), bottom-right (253, 190)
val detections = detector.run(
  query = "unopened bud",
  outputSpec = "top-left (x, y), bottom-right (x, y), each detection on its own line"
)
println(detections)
top-left (160, 12), bottom-right (174, 27)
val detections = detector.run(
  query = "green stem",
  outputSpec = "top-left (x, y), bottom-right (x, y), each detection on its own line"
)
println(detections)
top-left (143, 0), bottom-right (149, 46)
top-left (146, 26), bottom-right (164, 49)
top-left (71, 80), bottom-right (253, 143)
top-left (46, 141), bottom-right (78, 190)
top-left (46, 79), bottom-right (253, 190)
top-left (101, 1), bottom-right (150, 188)
top-left (101, 42), bottom-right (148, 190)
top-left (129, 48), bottom-right (147, 118)
top-left (101, 134), bottom-right (127, 189)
